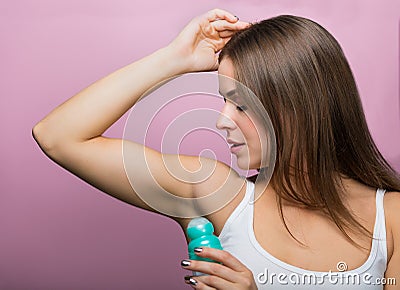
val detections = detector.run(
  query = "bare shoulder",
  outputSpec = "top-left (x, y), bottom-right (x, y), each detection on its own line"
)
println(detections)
top-left (383, 191), bottom-right (400, 263)
top-left (383, 190), bottom-right (400, 209)
top-left (384, 190), bottom-right (400, 232)
top-left (383, 191), bottom-right (400, 285)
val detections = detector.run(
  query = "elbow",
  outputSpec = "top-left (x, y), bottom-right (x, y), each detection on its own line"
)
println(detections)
top-left (32, 121), bottom-right (58, 156)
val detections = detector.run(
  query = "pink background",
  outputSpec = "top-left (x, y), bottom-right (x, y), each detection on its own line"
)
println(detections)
top-left (1, 0), bottom-right (399, 289)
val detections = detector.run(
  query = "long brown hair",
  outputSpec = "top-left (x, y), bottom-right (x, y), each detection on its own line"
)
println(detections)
top-left (219, 15), bottom-right (400, 246)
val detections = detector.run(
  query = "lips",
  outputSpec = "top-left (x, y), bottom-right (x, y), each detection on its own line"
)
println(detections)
top-left (227, 139), bottom-right (245, 154)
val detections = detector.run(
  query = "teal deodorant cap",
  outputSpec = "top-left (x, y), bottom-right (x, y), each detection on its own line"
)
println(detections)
top-left (186, 217), bottom-right (223, 263)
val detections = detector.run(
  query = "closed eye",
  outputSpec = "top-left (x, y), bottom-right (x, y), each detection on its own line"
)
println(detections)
top-left (223, 97), bottom-right (247, 112)
top-left (236, 105), bottom-right (247, 112)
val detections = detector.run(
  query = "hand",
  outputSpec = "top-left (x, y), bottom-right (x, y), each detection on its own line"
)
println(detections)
top-left (167, 8), bottom-right (250, 73)
top-left (181, 247), bottom-right (258, 290)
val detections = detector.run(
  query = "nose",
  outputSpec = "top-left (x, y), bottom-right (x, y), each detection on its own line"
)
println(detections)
top-left (216, 103), bottom-right (237, 131)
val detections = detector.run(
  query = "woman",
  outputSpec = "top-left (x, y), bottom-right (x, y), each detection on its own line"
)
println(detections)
top-left (33, 9), bottom-right (399, 289)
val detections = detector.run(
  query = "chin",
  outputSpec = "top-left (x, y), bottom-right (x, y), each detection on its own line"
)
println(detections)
top-left (236, 157), bottom-right (260, 171)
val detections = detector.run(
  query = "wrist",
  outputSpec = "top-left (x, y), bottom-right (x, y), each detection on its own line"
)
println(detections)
top-left (155, 45), bottom-right (188, 76)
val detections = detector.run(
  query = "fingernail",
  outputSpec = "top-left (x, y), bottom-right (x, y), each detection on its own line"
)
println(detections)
top-left (181, 259), bottom-right (191, 267)
top-left (184, 275), bottom-right (192, 284)
top-left (234, 15), bottom-right (239, 20)
top-left (189, 278), bottom-right (197, 286)
top-left (194, 247), bottom-right (203, 253)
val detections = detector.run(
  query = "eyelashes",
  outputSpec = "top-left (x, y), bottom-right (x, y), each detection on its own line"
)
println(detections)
top-left (223, 97), bottom-right (247, 112)
top-left (236, 105), bottom-right (247, 112)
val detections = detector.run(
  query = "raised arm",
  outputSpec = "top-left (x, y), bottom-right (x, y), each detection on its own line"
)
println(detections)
top-left (32, 9), bottom-right (249, 223)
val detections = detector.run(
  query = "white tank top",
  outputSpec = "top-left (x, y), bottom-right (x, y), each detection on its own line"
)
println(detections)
top-left (219, 180), bottom-right (387, 289)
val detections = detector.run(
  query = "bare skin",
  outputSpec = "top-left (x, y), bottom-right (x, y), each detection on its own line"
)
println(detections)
top-left (33, 8), bottom-right (399, 290)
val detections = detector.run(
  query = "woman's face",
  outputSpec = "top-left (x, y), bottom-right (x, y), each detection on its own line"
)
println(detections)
top-left (216, 58), bottom-right (266, 170)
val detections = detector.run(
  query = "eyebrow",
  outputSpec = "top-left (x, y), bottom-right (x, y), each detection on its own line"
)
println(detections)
top-left (218, 89), bottom-right (237, 98)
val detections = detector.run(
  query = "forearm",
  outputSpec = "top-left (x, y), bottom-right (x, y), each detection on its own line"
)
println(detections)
top-left (33, 46), bottom-right (183, 150)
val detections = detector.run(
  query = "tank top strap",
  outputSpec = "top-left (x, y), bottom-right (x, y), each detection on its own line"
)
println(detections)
top-left (373, 188), bottom-right (387, 263)
top-left (246, 179), bottom-right (255, 201)
top-left (218, 178), bottom-right (255, 239)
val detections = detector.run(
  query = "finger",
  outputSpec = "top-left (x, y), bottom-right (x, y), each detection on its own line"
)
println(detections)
top-left (218, 30), bottom-right (235, 39)
top-left (205, 8), bottom-right (239, 23)
top-left (212, 20), bottom-right (250, 32)
top-left (185, 276), bottom-right (215, 289)
top-left (214, 38), bottom-right (230, 52)
top-left (181, 259), bottom-right (237, 283)
top-left (185, 276), bottom-right (212, 289)
top-left (192, 275), bottom-right (235, 290)
top-left (194, 247), bottom-right (248, 272)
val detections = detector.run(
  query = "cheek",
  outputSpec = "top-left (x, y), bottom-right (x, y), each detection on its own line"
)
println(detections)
top-left (242, 118), bottom-right (260, 143)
